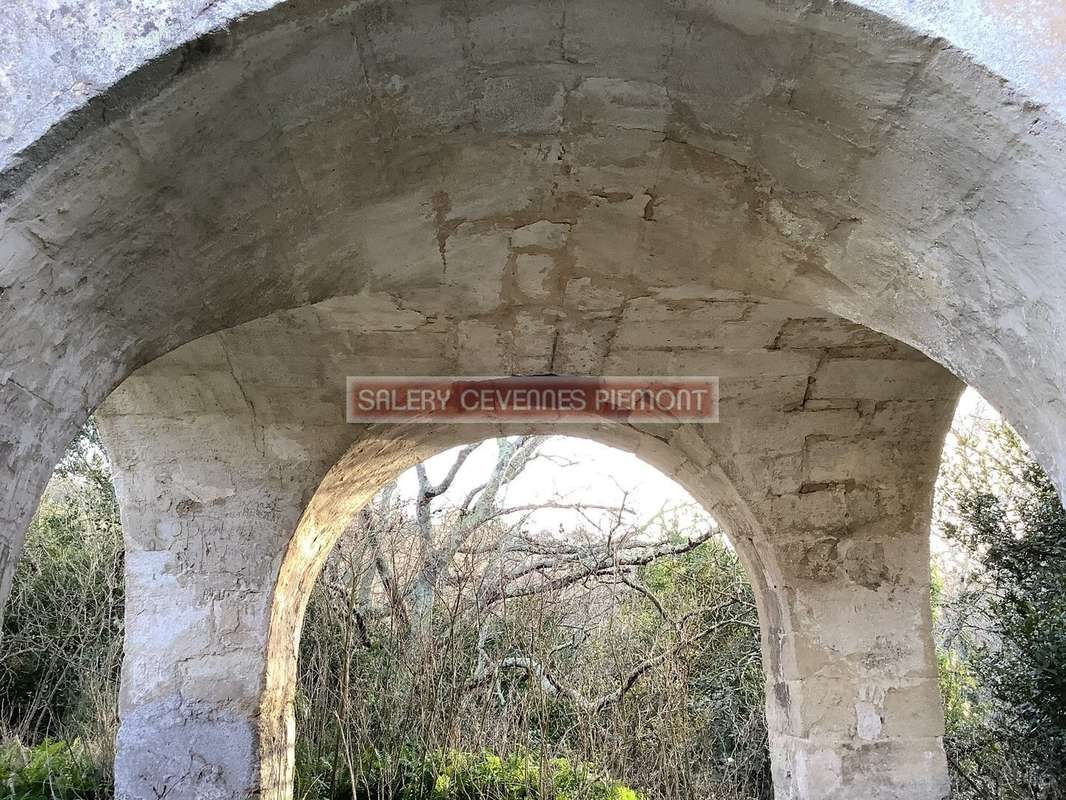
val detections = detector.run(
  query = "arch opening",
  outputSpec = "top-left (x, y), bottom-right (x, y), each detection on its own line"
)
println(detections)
top-left (289, 434), bottom-right (773, 799)
top-left (262, 424), bottom-right (783, 800)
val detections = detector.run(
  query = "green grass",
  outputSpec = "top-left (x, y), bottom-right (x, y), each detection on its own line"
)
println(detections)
top-left (0, 739), bottom-right (105, 800)
top-left (295, 747), bottom-right (641, 800)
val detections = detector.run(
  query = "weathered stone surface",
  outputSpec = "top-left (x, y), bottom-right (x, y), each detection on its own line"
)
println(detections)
top-left (95, 288), bottom-right (960, 799)
top-left (1, 1), bottom-right (1061, 798)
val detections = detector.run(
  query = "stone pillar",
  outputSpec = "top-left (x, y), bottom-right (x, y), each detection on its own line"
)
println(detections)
top-left (117, 532), bottom-right (272, 800)
top-left (99, 382), bottom-right (322, 800)
top-left (762, 513), bottom-right (948, 799)
top-left (744, 430), bottom-right (953, 799)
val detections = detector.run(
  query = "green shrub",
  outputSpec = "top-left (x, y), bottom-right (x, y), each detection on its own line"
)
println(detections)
top-left (295, 748), bottom-right (640, 800)
top-left (0, 421), bottom-right (120, 795)
top-left (0, 421), bottom-right (122, 745)
top-left (936, 419), bottom-right (1066, 797)
top-left (0, 739), bottom-right (104, 800)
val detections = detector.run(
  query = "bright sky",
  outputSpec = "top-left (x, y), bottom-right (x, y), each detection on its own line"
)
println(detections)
top-left (395, 435), bottom-right (715, 537)
top-left (953, 386), bottom-right (996, 426)
top-left (932, 388), bottom-right (1002, 561)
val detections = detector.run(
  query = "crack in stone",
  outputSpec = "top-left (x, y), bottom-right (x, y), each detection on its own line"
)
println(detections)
top-left (219, 337), bottom-right (265, 458)
top-left (5, 378), bottom-right (54, 409)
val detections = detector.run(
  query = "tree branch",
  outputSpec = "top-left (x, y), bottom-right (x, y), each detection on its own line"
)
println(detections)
top-left (467, 614), bottom-right (751, 715)
top-left (479, 528), bottom-right (720, 607)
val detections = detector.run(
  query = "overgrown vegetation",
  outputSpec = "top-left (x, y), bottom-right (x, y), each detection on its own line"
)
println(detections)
top-left (0, 421), bottom-right (121, 798)
top-left (0, 433), bottom-right (769, 800)
top-left (293, 437), bottom-right (769, 800)
top-left (0, 740), bottom-right (103, 800)
top-left (934, 413), bottom-right (1066, 798)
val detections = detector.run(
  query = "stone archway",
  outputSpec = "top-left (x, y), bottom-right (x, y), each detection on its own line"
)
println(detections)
top-left (4, 1), bottom-right (1062, 797)
top-left (94, 286), bottom-right (959, 799)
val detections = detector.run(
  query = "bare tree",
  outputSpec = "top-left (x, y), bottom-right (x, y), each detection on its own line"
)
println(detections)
top-left (324, 436), bottom-right (740, 710)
